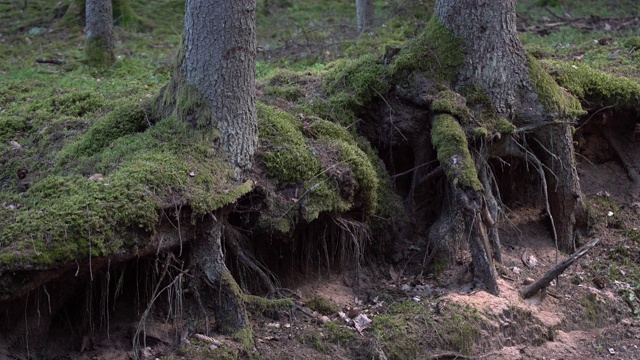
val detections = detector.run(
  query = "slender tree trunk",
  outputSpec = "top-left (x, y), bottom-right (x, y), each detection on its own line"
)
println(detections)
top-left (356, 0), bottom-right (374, 32)
top-left (84, 0), bottom-right (115, 67)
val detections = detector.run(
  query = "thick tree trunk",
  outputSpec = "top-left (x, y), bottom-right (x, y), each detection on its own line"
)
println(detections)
top-left (435, 0), bottom-right (544, 122)
top-left (183, 0), bottom-right (258, 176)
top-left (84, 0), bottom-right (115, 67)
top-left (356, 0), bottom-right (374, 32)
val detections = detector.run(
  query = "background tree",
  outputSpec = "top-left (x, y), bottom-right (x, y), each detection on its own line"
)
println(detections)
top-left (155, 0), bottom-right (258, 333)
top-left (356, 0), bottom-right (374, 32)
top-left (84, 0), bottom-right (115, 67)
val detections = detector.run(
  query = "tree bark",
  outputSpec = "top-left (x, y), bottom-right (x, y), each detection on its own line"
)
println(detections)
top-left (153, 0), bottom-right (258, 334)
top-left (182, 0), bottom-right (258, 176)
top-left (356, 0), bottom-right (375, 32)
top-left (435, 0), bottom-right (544, 123)
top-left (84, 0), bottom-right (115, 67)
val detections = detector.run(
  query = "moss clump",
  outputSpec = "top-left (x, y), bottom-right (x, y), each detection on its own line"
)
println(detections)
top-left (470, 127), bottom-right (489, 138)
top-left (258, 103), bottom-right (322, 186)
top-left (372, 301), bottom-right (483, 358)
top-left (306, 296), bottom-right (339, 315)
top-left (332, 139), bottom-right (379, 213)
top-left (57, 101), bottom-right (149, 163)
top-left (262, 85), bottom-right (305, 102)
top-left (494, 118), bottom-right (517, 134)
top-left (431, 114), bottom-right (482, 191)
top-left (0, 113), bottom-right (249, 268)
top-left (392, 16), bottom-right (464, 82)
top-left (430, 90), bottom-right (472, 123)
top-left (528, 56), bottom-right (586, 118)
top-left (542, 60), bottom-right (640, 109)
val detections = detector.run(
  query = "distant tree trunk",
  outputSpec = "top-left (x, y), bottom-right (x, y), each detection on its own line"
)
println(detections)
top-left (84, 0), bottom-right (115, 67)
top-left (155, 0), bottom-right (257, 334)
top-left (427, 0), bottom-right (586, 291)
top-left (356, 0), bottom-right (374, 32)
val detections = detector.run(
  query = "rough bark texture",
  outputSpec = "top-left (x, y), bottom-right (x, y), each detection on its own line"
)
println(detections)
top-left (183, 0), bottom-right (258, 176)
top-left (435, 0), bottom-right (543, 123)
top-left (356, 0), bottom-right (374, 32)
top-left (193, 214), bottom-right (248, 333)
top-left (84, 0), bottom-right (115, 67)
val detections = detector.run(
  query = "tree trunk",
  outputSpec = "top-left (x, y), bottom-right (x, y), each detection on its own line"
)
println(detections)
top-left (429, 0), bottom-right (587, 290)
top-left (154, 0), bottom-right (258, 334)
top-left (182, 0), bottom-right (258, 176)
top-left (84, 0), bottom-right (115, 67)
top-left (356, 0), bottom-right (374, 32)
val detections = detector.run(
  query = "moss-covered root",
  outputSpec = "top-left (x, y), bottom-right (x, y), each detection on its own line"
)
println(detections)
top-left (431, 114), bottom-right (482, 191)
top-left (431, 114), bottom-right (498, 294)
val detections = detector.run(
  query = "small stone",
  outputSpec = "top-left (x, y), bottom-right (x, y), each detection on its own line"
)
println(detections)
top-left (88, 173), bottom-right (104, 182)
top-left (608, 348), bottom-right (615, 355)
top-left (209, 345), bottom-right (218, 351)
top-left (8, 141), bottom-right (22, 150)
top-left (523, 277), bottom-right (535, 285)
top-left (318, 316), bottom-right (330, 324)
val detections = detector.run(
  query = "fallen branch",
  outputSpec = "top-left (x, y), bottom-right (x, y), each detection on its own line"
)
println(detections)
top-left (520, 238), bottom-right (599, 299)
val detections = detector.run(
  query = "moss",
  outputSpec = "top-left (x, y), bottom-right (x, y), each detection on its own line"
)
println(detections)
top-left (0, 113), bottom-right (248, 268)
top-left (84, 36), bottom-right (116, 68)
top-left (57, 101), bottom-right (149, 163)
top-left (495, 118), bottom-right (517, 134)
top-left (541, 60), bottom-right (640, 109)
top-left (258, 103), bottom-right (322, 186)
top-left (244, 294), bottom-right (294, 311)
top-left (528, 56), bottom-right (586, 118)
top-left (430, 90), bottom-right (472, 123)
top-left (332, 139), bottom-right (379, 213)
top-left (233, 327), bottom-right (255, 351)
top-left (372, 301), bottom-right (483, 358)
top-left (431, 114), bottom-right (482, 191)
top-left (470, 127), bottom-right (489, 138)
top-left (392, 16), bottom-right (464, 82)
top-left (306, 296), bottom-right (339, 315)
top-left (323, 322), bottom-right (355, 346)
top-left (262, 85), bottom-right (305, 102)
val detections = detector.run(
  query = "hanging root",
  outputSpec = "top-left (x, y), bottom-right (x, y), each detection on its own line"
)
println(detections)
top-left (332, 216), bottom-right (372, 286)
top-left (225, 225), bottom-right (279, 296)
top-left (132, 253), bottom-right (186, 359)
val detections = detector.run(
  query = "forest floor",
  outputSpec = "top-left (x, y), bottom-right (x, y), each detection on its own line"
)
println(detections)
top-left (1, 0), bottom-right (639, 359)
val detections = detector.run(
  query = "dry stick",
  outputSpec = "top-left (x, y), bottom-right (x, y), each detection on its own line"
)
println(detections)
top-left (520, 238), bottom-right (600, 299)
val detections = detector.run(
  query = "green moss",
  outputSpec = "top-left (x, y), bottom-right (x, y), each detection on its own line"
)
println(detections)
top-left (332, 139), bottom-right (379, 213)
top-left (258, 103), bottom-right (322, 186)
top-left (262, 85), bottom-right (305, 102)
top-left (470, 127), bottom-right (489, 138)
top-left (306, 296), bottom-right (339, 315)
top-left (431, 114), bottom-right (482, 191)
top-left (57, 101), bottom-right (149, 163)
top-left (372, 301), bottom-right (483, 358)
top-left (0, 113), bottom-right (249, 268)
top-left (494, 118), bottom-right (517, 134)
top-left (541, 60), bottom-right (640, 109)
top-left (528, 56), bottom-right (586, 118)
top-left (244, 294), bottom-right (294, 311)
top-left (323, 322), bottom-right (355, 346)
top-left (430, 90), bottom-right (472, 123)
top-left (392, 16), bottom-right (464, 82)
top-left (84, 36), bottom-right (116, 68)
